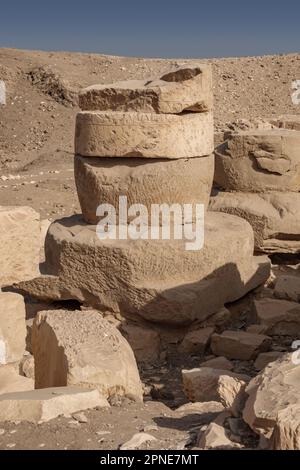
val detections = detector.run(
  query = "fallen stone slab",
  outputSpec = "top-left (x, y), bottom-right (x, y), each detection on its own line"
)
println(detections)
top-left (0, 364), bottom-right (33, 395)
top-left (17, 212), bottom-right (270, 325)
top-left (209, 191), bottom-right (300, 254)
top-left (211, 330), bottom-right (271, 360)
top-left (274, 275), bottom-right (300, 302)
top-left (0, 387), bottom-right (108, 423)
top-left (254, 298), bottom-right (300, 335)
top-left (254, 351), bottom-right (284, 371)
top-left (32, 309), bottom-right (143, 401)
top-left (243, 354), bottom-right (300, 440)
top-left (179, 327), bottom-right (214, 354)
top-left (75, 110), bottom-right (214, 159)
top-left (182, 367), bottom-right (250, 411)
top-left (214, 129), bottom-right (300, 192)
top-left (75, 154), bottom-right (214, 224)
top-left (0, 292), bottom-right (26, 365)
top-left (79, 63), bottom-right (212, 114)
top-left (0, 206), bottom-right (40, 286)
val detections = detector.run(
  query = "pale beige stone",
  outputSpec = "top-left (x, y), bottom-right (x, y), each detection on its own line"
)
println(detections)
top-left (209, 191), bottom-right (300, 254)
top-left (74, 154), bottom-right (214, 224)
top-left (20, 354), bottom-right (35, 379)
top-left (32, 309), bottom-right (143, 401)
top-left (0, 293), bottom-right (26, 365)
top-left (274, 275), bottom-right (300, 302)
top-left (175, 401), bottom-right (224, 415)
top-left (243, 354), bottom-right (300, 439)
top-left (254, 298), bottom-right (300, 335)
top-left (214, 130), bottom-right (300, 192)
top-left (17, 212), bottom-right (270, 325)
top-left (179, 327), bottom-right (214, 354)
top-left (271, 405), bottom-right (300, 450)
top-left (211, 330), bottom-right (271, 360)
top-left (0, 206), bottom-right (40, 286)
top-left (120, 323), bottom-right (161, 363)
top-left (0, 364), bottom-right (33, 395)
top-left (198, 423), bottom-right (238, 449)
top-left (182, 367), bottom-right (249, 410)
top-left (254, 352), bottom-right (284, 371)
top-left (0, 387), bottom-right (108, 423)
top-left (79, 63), bottom-right (212, 114)
top-left (201, 356), bottom-right (233, 371)
top-left (120, 432), bottom-right (157, 450)
top-left (75, 111), bottom-right (214, 159)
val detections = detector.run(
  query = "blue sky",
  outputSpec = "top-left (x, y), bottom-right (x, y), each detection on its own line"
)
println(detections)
top-left (0, 0), bottom-right (299, 58)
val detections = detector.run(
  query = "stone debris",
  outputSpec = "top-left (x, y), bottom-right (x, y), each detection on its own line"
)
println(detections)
top-left (20, 354), bottom-right (35, 380)
top-left (254, 351), bottom-right (284, 371)
top-left (79, 64), bottom-right (212, 114)
top-left (179, 327), bottom-right (214, 355)
top-left (0, 387), bottom-right (108, 423)
top-left (274, 275), bottom-right (300, 302)
top-left (197, 423), bottom-right (239, 450)
top-left (254, 298), bottom-right (300, 335)
top-left (211, 330), bottom-right (272, 360)
top-left (119, 432), bottom-right (157, 450)
top-left (182, 367), bottom-right (250, 412)
top-left (0, 293), bottom-right (26, 365)
top-left (0, 206), bottom-right (40, 286)
top-left (32, 309), bottom-right (143, 401)
top-left (243, 354), bottom-right (300, 442)
top-left (120, 323), bottom-right (161, 363)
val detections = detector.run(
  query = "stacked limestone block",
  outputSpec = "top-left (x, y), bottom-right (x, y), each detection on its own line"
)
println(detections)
top-left (210, 129), bottom-right (300, 253)
top-left (18, 64), bottom-right (270, 325)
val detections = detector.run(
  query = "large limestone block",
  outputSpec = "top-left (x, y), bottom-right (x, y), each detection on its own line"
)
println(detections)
top-left (254, 298), bottom-right (300, 335)
top-left (79, 63), bottom-right (212, 114)
top-left (74, 154), bottom-right (214, 224)
top-left (182, 367), bottom-right (250, 409)
top-left (0, 387), bottom-right (108, 423)
top-left (214, 130), bottom-right (300, 192)
top-left (17, 212), bottom-right (270, 325)
top-left (209, 191), bottom-right (300, 254)
top-left (243, 354), bottom-right (300, 440)
top-left (32, 309), bottom-right (143, 401)
top-left (0, 293), bottom-right (26, 365)
top-left (75, 111), bottom-right (214, 159)
top-left (0, 364), bottom-right (34, 395)
top-left (0, 206), bottom-right (40, 286)
top-left (211, 330), bottom-right (271, 360)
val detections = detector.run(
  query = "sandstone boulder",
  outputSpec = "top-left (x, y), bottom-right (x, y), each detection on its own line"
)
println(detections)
top-left (17, 212), bottom-right (270, 325)
top-left (211, 330), bottom-right (271, 360)
top-left (79, 64), bottom-right (212, 114)
top-left (0, 387), bottom-right (108, 423)
top-left (209, 191), bottom-right (300, 254)
top-left (214, 130), bottom-right (300, 192)
top-left (74, 154), bottom-right (214, 224)
top-left (0, 206), bottom-right (40, 286)
top-left (254, 351), bottom-right (284, 371)
top-left (254, 298), bottom-right (300, 335)
top-left (0, 292), bottom-right (26, 365)
top-left (75, 111), bottom-right (213, 159)
top-left (182, 367), bottom-right (249, 411)
top-left (243, 354), bottom-right (300, 440)
top-left (179, 327), bottom-right (214, 354)
top-left (32, 309), bottom-right (143, 401)
top-left (274, 275), bottom-right (300, 302)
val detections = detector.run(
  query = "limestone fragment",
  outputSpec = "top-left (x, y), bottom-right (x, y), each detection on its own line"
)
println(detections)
top-left (211, 330), bottom-right (271, 360)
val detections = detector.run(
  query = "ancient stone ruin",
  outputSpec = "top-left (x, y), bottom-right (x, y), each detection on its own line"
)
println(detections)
top-left (1, 64), bottom-right (300, 451)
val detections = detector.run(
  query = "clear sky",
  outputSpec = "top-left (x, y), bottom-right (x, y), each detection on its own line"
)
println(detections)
top-left (0, 0), bottom-right (299, 58)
